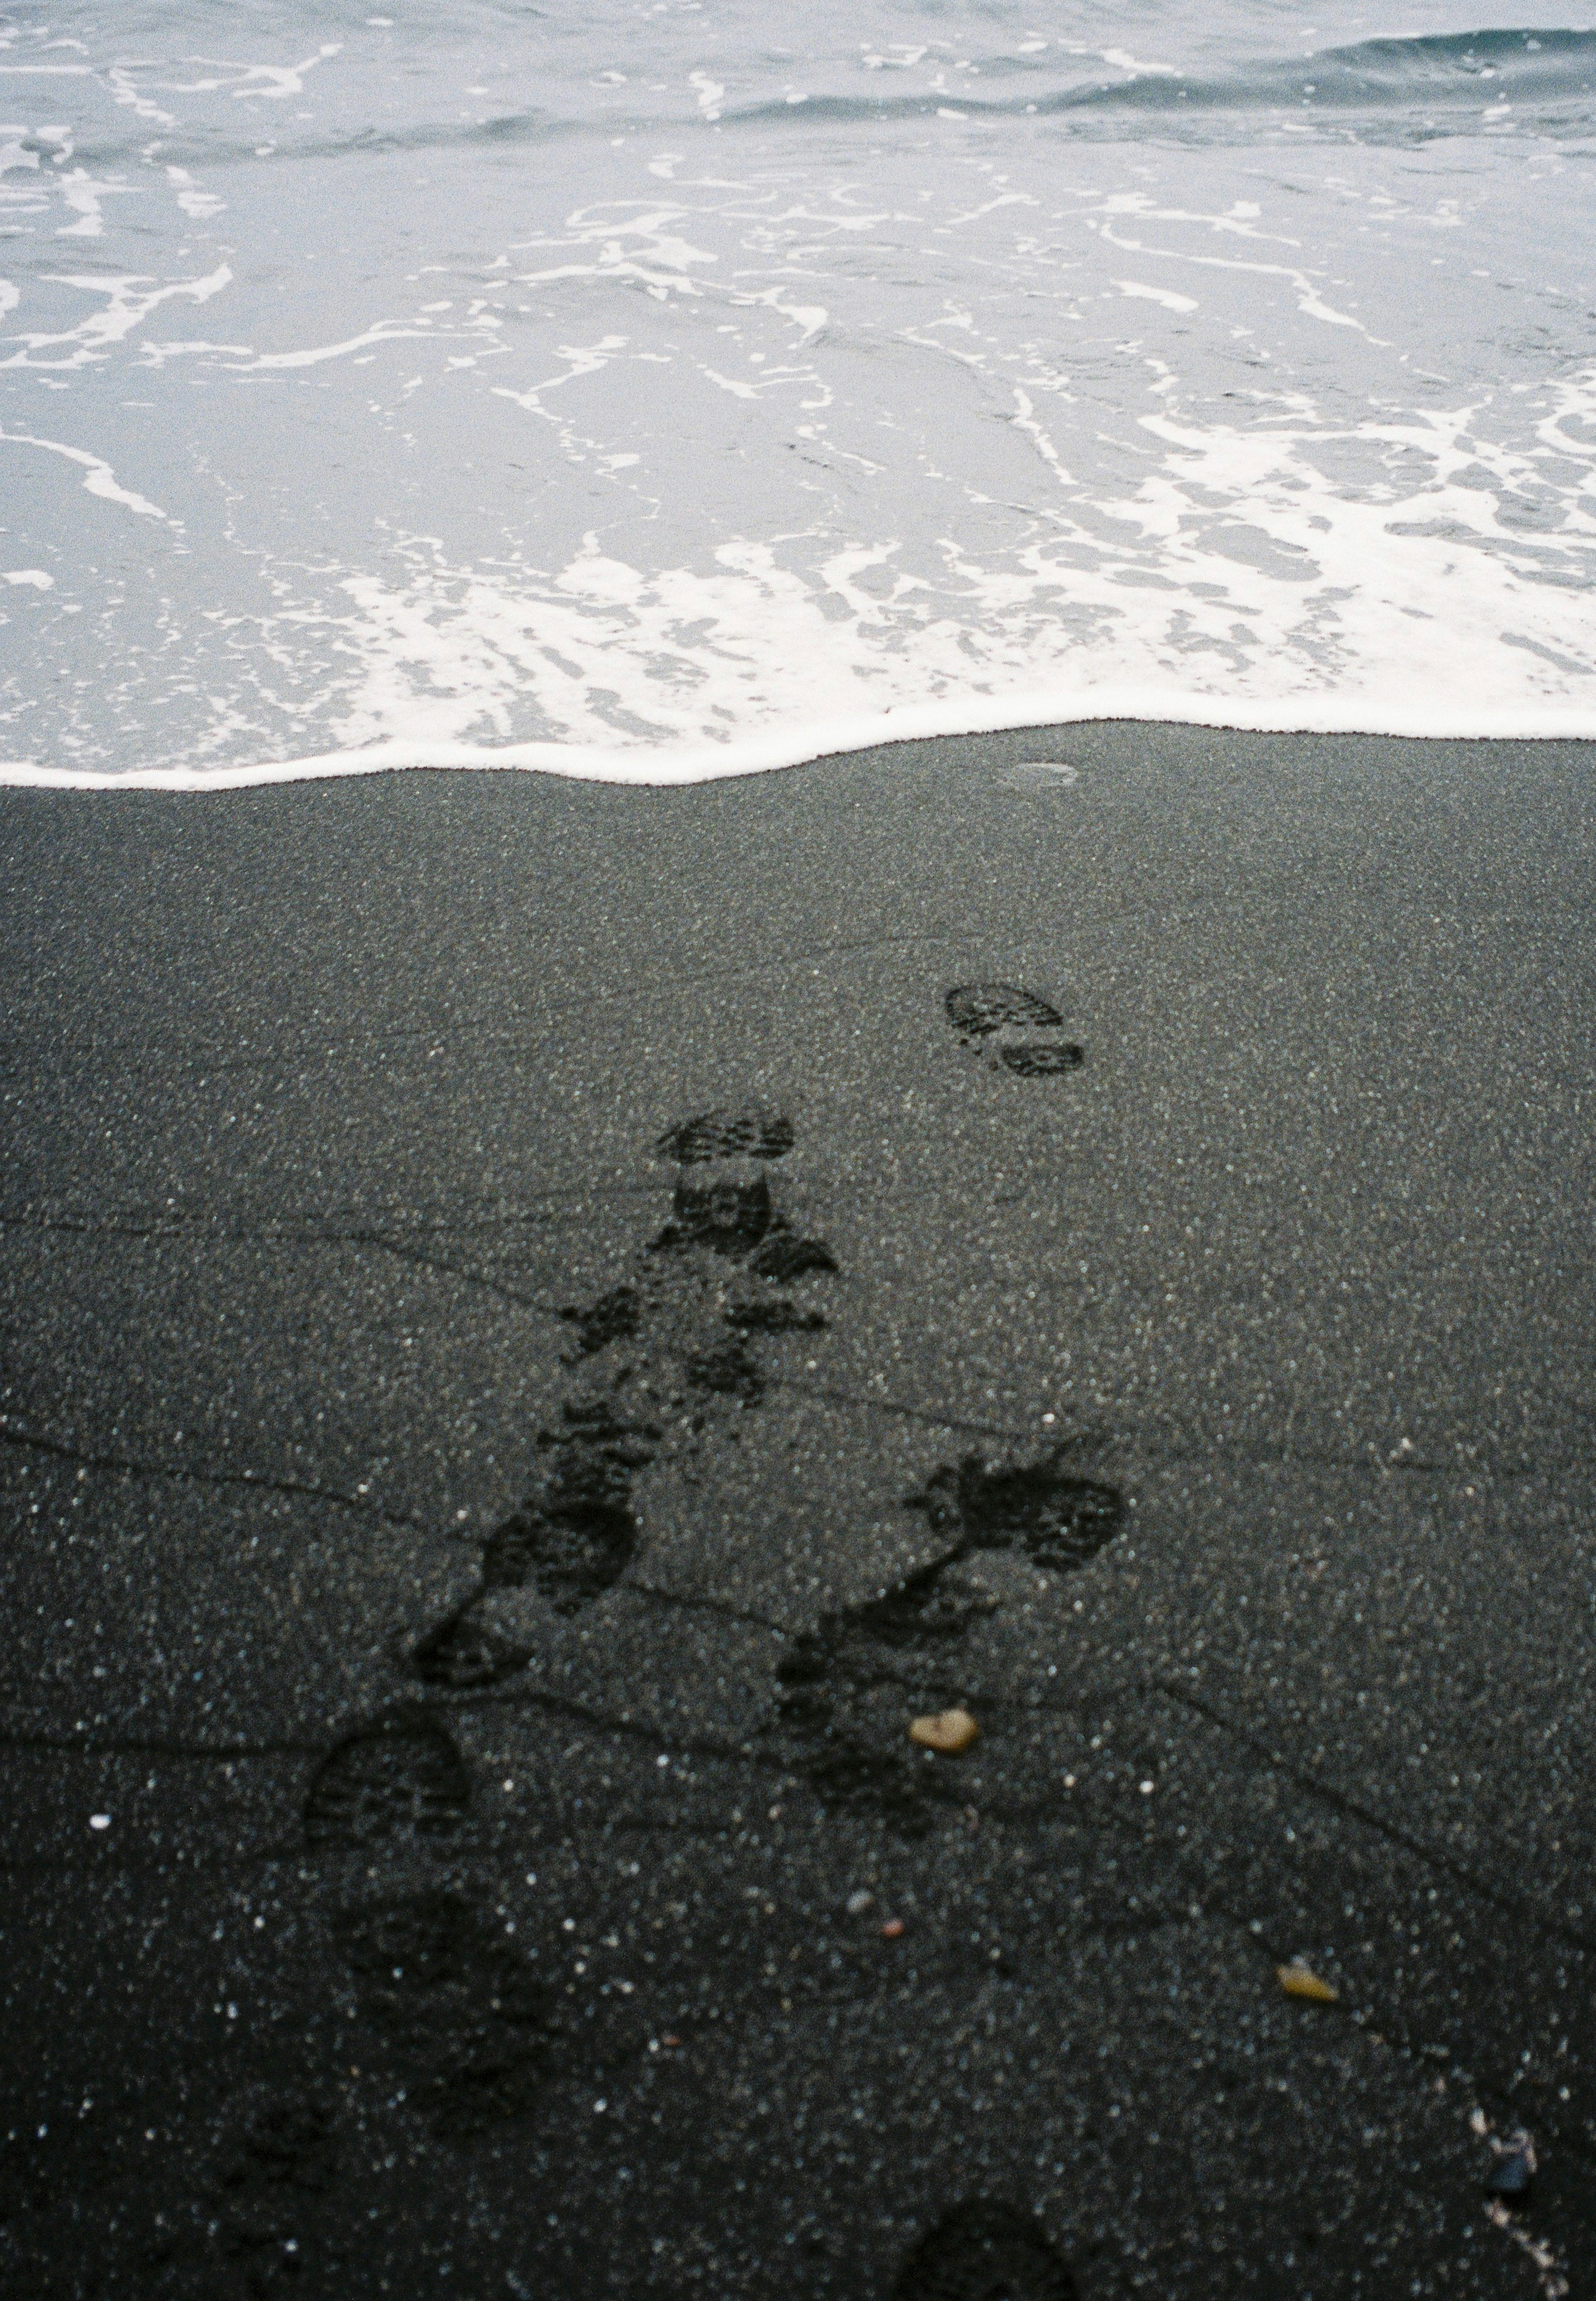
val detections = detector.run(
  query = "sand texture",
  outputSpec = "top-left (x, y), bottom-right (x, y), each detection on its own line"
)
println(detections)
top-left (0, 722), bottom-right (1591, 2296)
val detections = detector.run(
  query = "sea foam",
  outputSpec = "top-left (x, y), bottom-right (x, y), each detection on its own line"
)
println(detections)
top-left (2, 2), bottom-right (1593, 788)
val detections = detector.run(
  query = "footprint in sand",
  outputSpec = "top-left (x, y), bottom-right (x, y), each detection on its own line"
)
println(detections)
top-left (945, 984), bottom-right (1083, 1077)
top-left (410, 1104), bottom-right (838, 1691)
top-left (903, 1449), bottom-right (1123, 1571)
top-left (893, 2197), bottom-right (1078, 2301)
top-left (210, 2086), bottom-right (340, 2286)
top-left (771, 1446), bottom-right (1123, 1828)
top-left (336, 1889), bottom-right (553, 2140)
top-left (295, 1752), bottom-right (550, 2178)
top-left (302, 1701), bottom-right (472, 1850)
top-left (773, 1557), bottom-right (998, 1830)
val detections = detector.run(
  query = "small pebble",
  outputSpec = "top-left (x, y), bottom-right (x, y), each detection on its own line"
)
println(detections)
top-left (1276, 1961), bottom-right (1337, 2003)
top-left (1486, 2134), bottom-right (1536, 2201)
top-left (881, 1918), bottom-right (906, 1940)
top-left (89, 1814), bottom-right (111, 1831)
top-left (846, 1890), bottom-right (874, 1916)
top-left (909, 1707), bottom-right (979, 1755)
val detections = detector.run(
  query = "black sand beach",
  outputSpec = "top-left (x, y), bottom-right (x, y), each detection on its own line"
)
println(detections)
top-left (1, 722), bottom-right (1592, 2299)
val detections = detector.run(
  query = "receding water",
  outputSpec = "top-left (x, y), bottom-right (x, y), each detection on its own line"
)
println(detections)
top-left (2, 0), bottom-right (1594, 786)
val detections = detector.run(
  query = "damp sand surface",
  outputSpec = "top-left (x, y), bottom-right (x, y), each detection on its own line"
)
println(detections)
top-left (0, 721), bottom-right (1593, 2296)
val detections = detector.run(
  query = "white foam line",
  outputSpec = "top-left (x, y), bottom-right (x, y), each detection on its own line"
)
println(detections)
top-left (245, 321), bottom-right (458, 371)
top-left (0, 426), bottom-right (173, 521)
top-left (3, 689), bottom-right (1593, 794)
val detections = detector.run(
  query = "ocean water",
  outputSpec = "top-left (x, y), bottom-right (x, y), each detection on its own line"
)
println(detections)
top-left (1, 0), bottom-right (1594, 788)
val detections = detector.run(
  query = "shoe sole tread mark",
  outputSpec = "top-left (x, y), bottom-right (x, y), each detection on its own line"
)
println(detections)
top-left (945, 982), bottom-right (1083, 1072)
top-left (773, 1451), bottom-right (1125, 1826)
top-left (685, 1335), bottom-right (764, 1401)
top-left (557, 1284), bottom-right (640, 1356)
top-left (656, 1106), bottom-right (795, 1165)
top-left (906, 1450), bottom-right (1125, 1572)
top-left (1000, 1042), bottom-right (1083, 1076)
top-left (658, 1174), bottom-right (776, 1255)
top-left (748, 1230), bottom-right (837, 1282)
top-left (483, 1399), bottom-right (662, 1603)
top-left (302, 1702), bottom-right (471, 1848)
top-left (945, 983), bottom-right (1064, 1039)
top-left (337, 1890), bottom-right (552, 2140)
top-left (411, 1606), bottom-right (534, 1691)
top-left (772, 1559), bottom-right (997, 1832)
top-left (212, 2088), bottom-right (340, 2283)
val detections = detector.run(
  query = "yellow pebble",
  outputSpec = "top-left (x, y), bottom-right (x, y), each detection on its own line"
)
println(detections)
top-left (1277, 1961), bottom-right (1338, 2003)
top-left (909, 1708), bottom-right (979, 1755)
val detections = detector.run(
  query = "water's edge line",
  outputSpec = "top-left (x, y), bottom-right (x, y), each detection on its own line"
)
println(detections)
top-left (5, 689), bottom-right (1596, 794)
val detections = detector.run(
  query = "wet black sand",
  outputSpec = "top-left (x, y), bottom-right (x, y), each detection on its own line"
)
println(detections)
top-left (1, 722), bottom-right (1592, 2299)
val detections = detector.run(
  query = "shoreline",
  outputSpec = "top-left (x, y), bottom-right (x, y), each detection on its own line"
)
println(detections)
top-left (6, 692), bottom-right (1596, 792)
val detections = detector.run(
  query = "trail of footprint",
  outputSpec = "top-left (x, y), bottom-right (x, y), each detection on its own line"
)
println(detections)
top-left (946, 983), bottom-right (1083, 1076)
top-left (893, 2197), bottom-right (1078, 2300)
top-left (256, 1107), bottom-right (833, 2258)
top-left (771, 1446), bottom-right (1123, 1829)
top-left (410, 1102), bottom-right (838, 1692)
top-left (278, 1101), bottom-right (836, 2202)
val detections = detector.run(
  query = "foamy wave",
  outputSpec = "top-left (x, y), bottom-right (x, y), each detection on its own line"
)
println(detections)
top-left (10, 365), bottom-right (1592, 789)
top-left (3, 3), bottom-right (1594, 790)
top-left (323, 382), bottom-right (1596, 751)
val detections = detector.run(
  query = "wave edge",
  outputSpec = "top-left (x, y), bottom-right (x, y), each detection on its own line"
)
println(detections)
top-left (6, 690), bottom-right (1595, 795)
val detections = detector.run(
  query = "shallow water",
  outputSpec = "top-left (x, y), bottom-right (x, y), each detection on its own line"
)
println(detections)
top-left (1, 0), bottom-right (1594, 785)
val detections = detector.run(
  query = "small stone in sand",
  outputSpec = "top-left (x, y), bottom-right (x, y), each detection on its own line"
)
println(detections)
top-left (908, 1707), bottom-right (979, 1755)
top-left (881, 1919), bottom-right (905, 1939)
top-left (1276, 1961), bottom-right (1337, 2003)
top-left (1486, 2133), bottom-right (1535, 2201)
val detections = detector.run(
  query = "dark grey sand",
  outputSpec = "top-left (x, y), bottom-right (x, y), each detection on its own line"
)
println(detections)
top-left (1, 723), bottom-right (1592, 2299)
